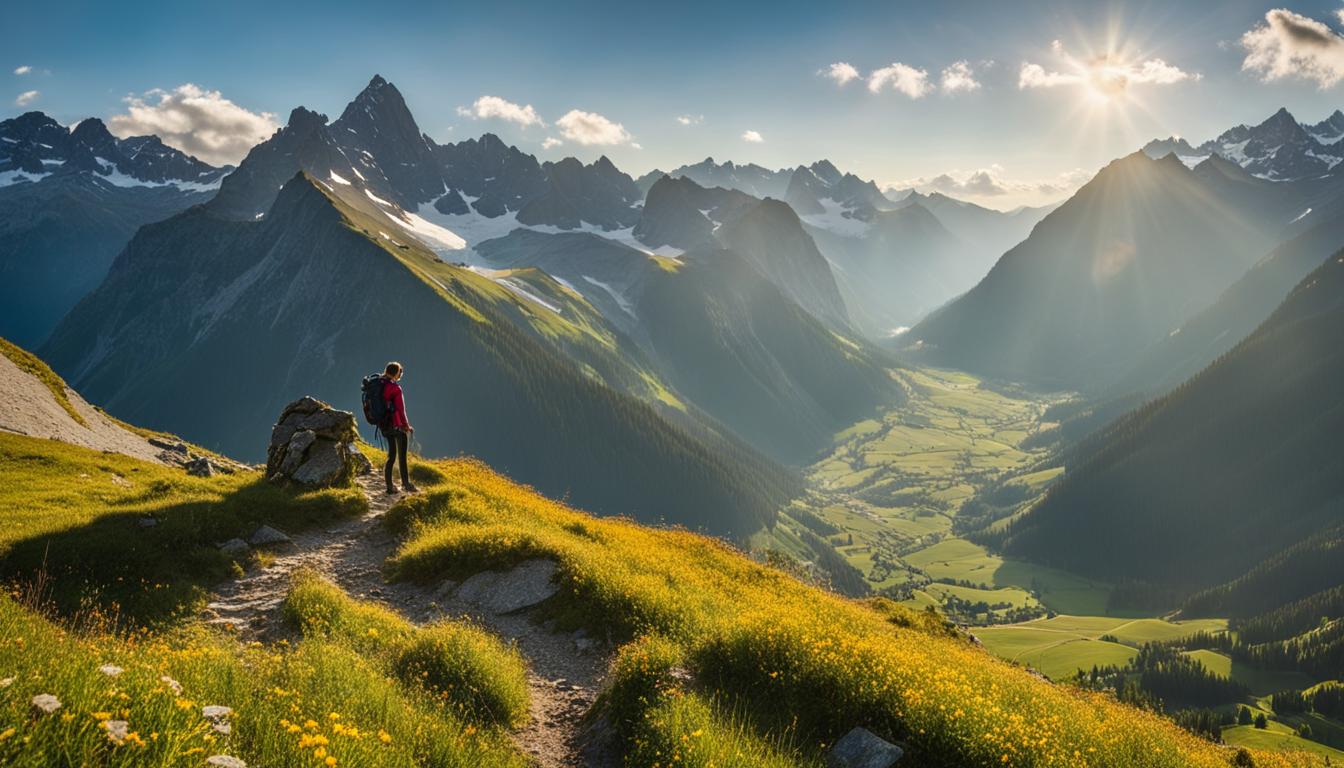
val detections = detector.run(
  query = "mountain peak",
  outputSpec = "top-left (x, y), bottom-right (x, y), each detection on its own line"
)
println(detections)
top-left (286, 107), bottom-right (328, 132)
top-left (367, 74), bottom-right (389, 89)
top-left (69, 116), bottom-right (114, 144)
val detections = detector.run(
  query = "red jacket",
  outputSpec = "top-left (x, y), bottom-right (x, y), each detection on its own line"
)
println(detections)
top-left (382, 378), bottom-right (410, 431)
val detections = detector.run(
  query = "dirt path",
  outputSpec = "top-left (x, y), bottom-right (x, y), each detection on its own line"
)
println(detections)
top-left (203, 472), bottom-right (610, 767)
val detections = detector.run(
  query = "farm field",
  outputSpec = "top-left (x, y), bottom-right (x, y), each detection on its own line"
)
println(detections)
top-left (975, 615), bottom-right (1227, 681)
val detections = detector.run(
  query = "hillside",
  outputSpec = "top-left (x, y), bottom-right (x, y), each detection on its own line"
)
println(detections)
top-left (0, 422), bottom-right (1322, 768)
top-left (999, 249), bottom-right (1344, 591)
top-left (1113, 197), bottom-right (1344, 398)
top-left (0, 113), bottom-right (225, 346)
top-left (907, 152), bottom-right (1284, 388)
top-left (475, 226), bottom-right (897, 464)
top-left (41, 173), bottom-right (797, 537)
top-left (0, 336), bottom-right (171, 463)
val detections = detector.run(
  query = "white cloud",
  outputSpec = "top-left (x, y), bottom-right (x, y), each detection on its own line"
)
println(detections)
top-left (555, 109), bottom-right (633, 146)
top-left (1241, 8), bottom-right (1344, 88)
top-left (940, 60), bottom-right (980, 93)
top-left (108, 84), bottom-right (278, 166)
top-left (675, 114), bottom-right (704, 126)
top-left (867, 63), bottom-right (932, 98)
top-left (888, 165), bottom-right (1092, 201)
top-left (541, 137), bottom-right (563, 150)
top-left (14, 90), bottom-right (39, 107)
top-left (13, 66), bottom-right (32, 76)
top-left (455, 95), bottom-right (544, 127)
top-left (741, 129), bottom-right (764, 143)
top-left (822, 61), bottom-right (861, 86)
top-left (1019, 41), bottom-right (1198, 96)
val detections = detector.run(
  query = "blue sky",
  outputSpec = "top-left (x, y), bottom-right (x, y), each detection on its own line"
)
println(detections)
top-left (7, 0), bottom-right (1344, 208)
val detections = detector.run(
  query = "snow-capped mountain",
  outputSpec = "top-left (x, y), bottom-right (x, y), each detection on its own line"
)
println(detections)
top-left (0, 112), bottom-right (230, 346)
top-left (209, 75), bottom-right (644, 260)
top-left (638, 158), bottom-right (792, 199)
top-left (0, 112), bottom-right (229, 190)
top-left (1142, 107), bottom-right (1343, 182)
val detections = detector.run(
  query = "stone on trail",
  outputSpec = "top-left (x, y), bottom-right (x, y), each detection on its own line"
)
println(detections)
top-left (455, 559), bottom-right (560, 614)
top-left (219, 539), bottom-right (250, 558)
top-left (826, 727), bottom-right (903, 768)
top-left (248, 525), bottom-right (291, 547)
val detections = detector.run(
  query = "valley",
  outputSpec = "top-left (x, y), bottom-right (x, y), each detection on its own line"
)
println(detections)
top-left (4, 15), bottom-right (1344, 761)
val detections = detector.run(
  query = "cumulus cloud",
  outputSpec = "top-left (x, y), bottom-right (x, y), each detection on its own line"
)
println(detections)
top-left (555, 109), bottom-right (633, 146)
top-left (675, 114), bottom-right (704, 126)
top-left (888, 164), bottom-right (1092, 201)
top-left (1241, 8), bottom-right (1344, 87)
top-left (867, 63), bottom-right (932, 98)
top-left (1019, 40), bottom-right (1198, 96)
top-left (14, 90), bottom-right (38, 107)
top-left (455, 95), bottom-right (544, 127)
top-left (107, 84), bottom-right (277, 166)
top-left (940, 60), bottom-right (980, 93)
top-left (741, 129), bottom-right (764, 143)
top-left (821, 61), bottom-right (861, 86)
top-left (541, 137), bottom-right (563, 150)
top-left (13, 65), bottom-right (32, 76)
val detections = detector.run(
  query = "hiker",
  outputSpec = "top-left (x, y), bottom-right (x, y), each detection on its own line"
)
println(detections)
top-left (379, 361), bottom-right (418, 495)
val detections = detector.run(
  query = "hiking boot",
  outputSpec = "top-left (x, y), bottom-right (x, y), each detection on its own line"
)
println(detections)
top-left (404, 482), bottom-right (420, 494)
top-left (385, 485), bottom-right (400, 495)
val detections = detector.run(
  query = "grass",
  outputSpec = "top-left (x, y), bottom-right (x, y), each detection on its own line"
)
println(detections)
top-left (975, 616), bottom-right (1230, 682)
top-left (1225, 722), bottom-right (1344, 761)
top-left (283, 573), bottom-right (530, 729)
top-left (384, 456), bottom-right (1323, 768)
top-left (0, 589), bottom-right (525, 768)
top-left (0, 432), bottom-right (364, 622)
top-left (0, 336), bottom-right (87, 426)
top-left (1182, 650), bottom-right (1316, 696)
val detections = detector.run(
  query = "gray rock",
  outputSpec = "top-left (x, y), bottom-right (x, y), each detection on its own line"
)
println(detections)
top-left (456, 559), bottom-right (560, 614)
top-left (347, 442), bottom-right (374, 475)
top-left (278, 430), bottom-right (317, 476)
top-left (574, 637), bottom-right (596, 653)
top-left (455, 571), bottom-right (502, 604)
top-left (265, 398), bottom-right (360, 487)
top-left (281, 396), bottom-right (324, 417)
top-left (185, 456), bottom-right (218, 477)
top-left (148, 437), bottom-right (189, 454)
top-left (826, 727), bottom-right (903, 768)
top-left (137, 517), bottom-right (158, 528)
top-left (218, 539), bottom-right (249, 558)
top-left (291, 439), bottom-right (347, 486)
top-left (296, 409), bottom-right (355, 439)
top-left (248, 525), bottom-right (291, 547)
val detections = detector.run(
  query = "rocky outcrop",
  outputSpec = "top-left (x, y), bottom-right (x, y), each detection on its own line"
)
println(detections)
top-left (826, 727), bottom-right (903, 768)
top-left (265, 397), bottom-right (363, 487)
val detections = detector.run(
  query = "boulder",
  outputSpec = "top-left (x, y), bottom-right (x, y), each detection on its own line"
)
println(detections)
top-left (826, 728), bottom-right (903, 768)
top-left (248, 525), bottom-right (291, 547)
top-left (266, 398), bottom-right (360, 488)
top-left (218, 539), bottom-right (249, 558)
top-left (455, 559), bottom-right (560, 614)
top-left (186, 456), bottom-right (218, 477)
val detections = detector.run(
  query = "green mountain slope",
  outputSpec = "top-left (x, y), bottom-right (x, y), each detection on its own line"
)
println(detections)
top-left (907, 152), bottom-right (1281, 388)
top-left (41, 174), bottom-right (798, 537)
top-left (999, 249), bottom-right (1344, 590)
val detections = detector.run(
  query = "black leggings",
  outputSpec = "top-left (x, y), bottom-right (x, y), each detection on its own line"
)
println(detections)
top-left (383, 430), bottom-right (409, 486)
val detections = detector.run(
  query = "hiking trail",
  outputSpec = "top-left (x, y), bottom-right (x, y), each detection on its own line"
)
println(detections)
top-left (204, 471), bottom-right (610, 767)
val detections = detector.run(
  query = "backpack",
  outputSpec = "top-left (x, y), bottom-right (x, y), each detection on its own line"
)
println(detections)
top-left (361, 374), bottom-right (391, 427)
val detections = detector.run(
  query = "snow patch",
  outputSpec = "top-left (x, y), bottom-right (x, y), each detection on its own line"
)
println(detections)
top-left (328, 170), bottom-right (352, 185)
top-left (801, 198), bottom-right (870, 238)
top-left (0, 169), bottom-right (50, 186)
top-left (1290, 207), bottom-right (1313, 224)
